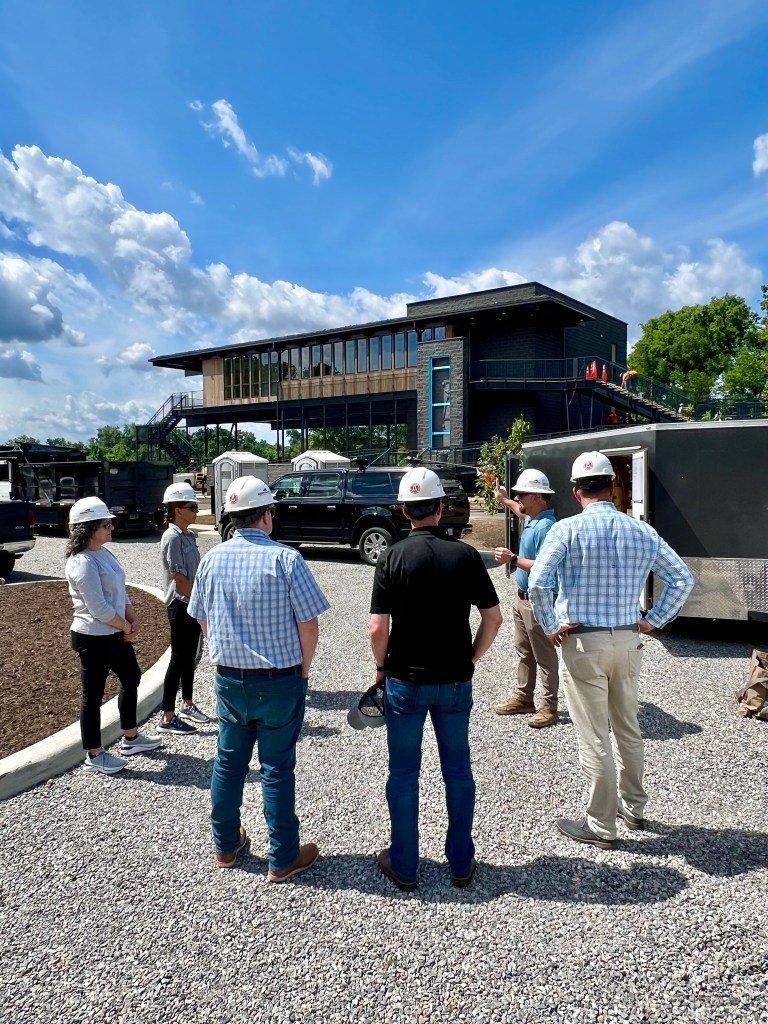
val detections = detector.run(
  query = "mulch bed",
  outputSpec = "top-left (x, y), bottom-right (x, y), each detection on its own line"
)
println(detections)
top-left (0, 582), bottom-right (169, 759)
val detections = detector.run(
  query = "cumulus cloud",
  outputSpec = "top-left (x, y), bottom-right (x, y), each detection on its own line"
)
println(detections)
top-left (0, 252), bottom-right (90, 344)
top-left (753, 132), bottom-right (768, 177)
top-left (423, 268), bottom-right (528, 298)
top-left (193, 100), bottom-right (332, 185)
top-left (547, 221), bottom-right (761, 333)
top-left (97, 341), bottom-right (156, 374)
top-left (22, 391), bottom-right (158, 435)
top-left (0, 347), bottom-right (43, 381)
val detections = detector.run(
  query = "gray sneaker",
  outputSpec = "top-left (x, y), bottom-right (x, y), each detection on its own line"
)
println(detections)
top-left (158, 715), bottom-right (198, 735)
top-left (85, 751), bottom-right (128, 775)
top-left (178, 703), bottom-right (211, 724)
top-left (119, 732), bottom-right (162, 756)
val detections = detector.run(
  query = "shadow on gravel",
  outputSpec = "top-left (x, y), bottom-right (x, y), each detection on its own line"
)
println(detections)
top-left (272, 853), bottom-right (688, 906)
top-left (125, 751), bottom-right (212, 789)
top-left (653, 618), bottom-right (763, 656)
top-left (307, 689), bottom-right (363, 711)
top-left (300, 723), bottom-right (340, 741)
top-left (638, 701), bottom-right (702, 740)
top-left (625, 824), bottom-right (768, 876)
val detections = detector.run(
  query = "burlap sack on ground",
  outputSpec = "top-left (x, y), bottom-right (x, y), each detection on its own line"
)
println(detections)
top-left (736, 648), bottom-right (768, 720)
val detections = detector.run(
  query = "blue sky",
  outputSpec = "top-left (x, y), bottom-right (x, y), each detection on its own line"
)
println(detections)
top-left (1, 0), bottom-right (768, 442)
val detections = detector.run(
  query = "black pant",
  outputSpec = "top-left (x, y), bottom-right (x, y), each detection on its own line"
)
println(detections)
top-left (162, 599), bottom-right (202, 712)
top-left (71, 631), bottom-right (141, 751)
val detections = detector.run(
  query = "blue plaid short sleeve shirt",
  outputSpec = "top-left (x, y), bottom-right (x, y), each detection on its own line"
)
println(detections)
top-left (188, 529), bottom-right (330, 669)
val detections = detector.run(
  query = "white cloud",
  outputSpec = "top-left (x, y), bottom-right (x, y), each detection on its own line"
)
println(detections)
top-left (753, 132), bottom-right (768, 177)
top-left (190, 191), bottom-right (203, 205)
top-left (547, 221), bottom-right (762, 334)
top-left (194, 100), bottom-right (333, 185)
top-left (0, 347), bottom-right (43, 381)
top-left (423, 268), bottom-right (527, 298)
top-left (97, 341), bottom-right (156, 374)
top-left (206, 99), bottom-right (289, 178)
top-left (22, 391), bottom-right (158, 436)
top-left (0, 220), bottom-right (14, 239)
top-left (0, 252), bottom-right (84, 344)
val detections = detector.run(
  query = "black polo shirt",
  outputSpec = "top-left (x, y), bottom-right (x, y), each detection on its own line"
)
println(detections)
top-left (370, 527), bottom-right (499, 685)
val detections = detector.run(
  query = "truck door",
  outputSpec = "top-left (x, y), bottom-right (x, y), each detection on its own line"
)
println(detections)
top-left (298, 472), bottom-right (345, 541)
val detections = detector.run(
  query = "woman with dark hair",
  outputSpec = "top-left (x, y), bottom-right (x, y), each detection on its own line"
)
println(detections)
top-left (157, 482), bottom-right (210, 734)
top-left (66, 497), bottom-right (162, 775)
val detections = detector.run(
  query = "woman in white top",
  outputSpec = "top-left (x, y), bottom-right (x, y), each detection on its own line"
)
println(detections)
top-left (65, 497), bottom-right (161, 775)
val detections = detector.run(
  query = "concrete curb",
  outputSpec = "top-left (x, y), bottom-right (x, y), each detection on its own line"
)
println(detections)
top-left (0, 583), bottom-right (171, 801)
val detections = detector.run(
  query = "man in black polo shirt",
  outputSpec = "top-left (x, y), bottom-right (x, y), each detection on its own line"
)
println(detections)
top-left (369, 467), bottom-right (502, 891)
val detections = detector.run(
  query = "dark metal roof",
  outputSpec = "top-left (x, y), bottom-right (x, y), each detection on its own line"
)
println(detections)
top-left (151, 282), bottom-right (626, 374)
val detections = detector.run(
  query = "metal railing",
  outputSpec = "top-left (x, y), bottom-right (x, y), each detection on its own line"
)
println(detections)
top-left (147, 391), bottom-right (204, 426)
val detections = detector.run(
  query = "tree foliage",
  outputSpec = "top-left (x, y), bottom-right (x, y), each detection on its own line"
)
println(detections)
top-left (86, 425), bottom-right (136, 462)
top-left (475, 418), bottom-right (531, 514)
top-left (628, 294), bottom-right (760, 401)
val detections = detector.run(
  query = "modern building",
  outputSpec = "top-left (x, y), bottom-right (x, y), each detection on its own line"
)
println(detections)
top-left (149, 282), bottom-right (674, 462)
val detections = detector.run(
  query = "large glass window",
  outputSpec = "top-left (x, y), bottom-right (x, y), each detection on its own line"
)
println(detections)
top-left (280, 349), bottom-right (290, 381)
top-left (333, 340), bottom-right (344, 375)
top-left (407, 330), bottom-right (418, 367)
top-left (430, 355), bottom-right (451, 450)
top-left (380, 334), bottom-right (392, 370)
top-left (434, 325), bottom-right (446, 340)
top-left (394, 332), bottom-right (405, 369)
top-left (322, 342), bottom-right (333, 376)
top-left (289, 347), bottom-right (300, 380)
top-left (270, 351), bottom-right (279, 395)
top-left (357, 337), bottom-right (368, 373)
top-left (232, 356), bottom-right (241, 399)
top-left (260, 352), bottom-right (270, 396)
top-left (224, 358), bottom-right (232, 400)
top-left (241, 355), bottom-right (251, 397)
top-left (311, 344), bottom-right (321, 378)
top-left (301, 345), bottom-right (311, 379)
top-left (345, 339), bottom-right (356, 374)
top-left (369, 336), bottom-right (380, 373)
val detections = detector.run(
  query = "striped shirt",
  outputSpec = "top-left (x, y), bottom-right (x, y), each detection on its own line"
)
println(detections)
top-left (188, 529), bottom-right (330, 669)
top-left (528, 501), bottom-right (694, 635)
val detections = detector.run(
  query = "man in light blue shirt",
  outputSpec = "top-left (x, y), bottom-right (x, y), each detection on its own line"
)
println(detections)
top-left (528, 451), bottom-right (693, 850)
top-left (494, 469), bottom-right (560, 727)
top-left (190, 475), bottom-right (329, 880)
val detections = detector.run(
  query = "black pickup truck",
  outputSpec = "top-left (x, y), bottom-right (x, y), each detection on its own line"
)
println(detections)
top-left (0, 500), bottom-right (35, 579)
top-left (218, 465), bottom-right (472, 565)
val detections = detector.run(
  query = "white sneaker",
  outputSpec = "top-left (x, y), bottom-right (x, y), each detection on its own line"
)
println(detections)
top-left (85, 751), bottom-right (128, 774)
top-left (119, 732), bottom-right (162, 756)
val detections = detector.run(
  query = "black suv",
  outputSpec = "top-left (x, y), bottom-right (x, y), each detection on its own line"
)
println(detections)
top-left (219, 466), bottom-right (471, 565)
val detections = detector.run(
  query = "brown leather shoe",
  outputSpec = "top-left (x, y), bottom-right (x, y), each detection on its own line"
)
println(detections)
top-left (495, 698), bottom-right (536, 715)
top-left (214, 826), bottom-right (249, 869)
top-left (529, 708), bottom-right (559, 728)
top-left (377, 849), bottom-right (417, 892)
top-left (267, 842), bottom-right (319, 883)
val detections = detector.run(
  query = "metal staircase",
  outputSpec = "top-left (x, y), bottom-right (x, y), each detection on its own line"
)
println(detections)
top-left (143, 392), bottom-right (203, 465)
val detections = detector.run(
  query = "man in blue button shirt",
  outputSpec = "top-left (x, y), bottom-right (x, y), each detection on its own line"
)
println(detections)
top-left (494, 469), bottom-right (560, 728)
top-left (529, 451), bottom-right (694, 850)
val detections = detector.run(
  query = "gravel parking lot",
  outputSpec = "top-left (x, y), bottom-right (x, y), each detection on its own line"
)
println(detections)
top-left (1, 533), bottom-right (766, 1024)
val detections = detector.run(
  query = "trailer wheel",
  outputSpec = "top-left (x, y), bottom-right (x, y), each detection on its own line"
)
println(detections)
top-left (358, 526), bottom-right (393, 566)
top-left (0, 551), bottom-right (15, 578)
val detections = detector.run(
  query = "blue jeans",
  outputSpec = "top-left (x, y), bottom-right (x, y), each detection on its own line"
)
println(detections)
top-left (211, 669), bottom-right (307, 871)
top-left (384, 677), bottom-right (475, 882)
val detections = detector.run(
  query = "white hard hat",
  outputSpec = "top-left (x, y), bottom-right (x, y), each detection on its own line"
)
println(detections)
top-left (69, 497), bottom-right (115, 525)
top-left (512, 468), bottom-right (554, 495)
top-left (570, 451), bottom-right (615, 482)
top-left (397, 467), bottom-right (445, 502)
top-left (163, 482), bottom-right (197, 504)
top-left (225, 475), bottom-right (275, 512)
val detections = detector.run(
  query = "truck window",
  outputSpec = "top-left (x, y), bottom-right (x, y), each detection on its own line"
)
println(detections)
top-left (347, 473), bottom-right (396, 499)
top-left (273, 474), bottom-right (303, 499)
top-left (304, 474), bottom-right (343, 499)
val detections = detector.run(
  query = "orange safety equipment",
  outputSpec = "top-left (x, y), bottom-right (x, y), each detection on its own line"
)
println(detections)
top-left (601, 364), bottom-right (608, 382)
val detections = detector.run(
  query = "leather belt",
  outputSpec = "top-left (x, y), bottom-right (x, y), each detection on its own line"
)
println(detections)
top-left (568, 624), bottom-right (637, 635)
top-left (216, 664), bottom-right (301, 678)
top-left (517, 590), bottom-right (530, 601)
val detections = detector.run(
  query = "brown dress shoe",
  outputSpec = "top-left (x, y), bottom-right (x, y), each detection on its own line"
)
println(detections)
top-left (528, 708), bottom-right (558, 728)
top-left (214, 826), bottom-right (249, 868)
top-left (267, 842), bottom-right (319, 883)
top-left (495, 698), bottom-right (536, 715)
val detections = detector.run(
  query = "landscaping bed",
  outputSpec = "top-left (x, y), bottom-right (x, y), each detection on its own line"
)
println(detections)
top-left (0, 582), bottom-right (169, 758)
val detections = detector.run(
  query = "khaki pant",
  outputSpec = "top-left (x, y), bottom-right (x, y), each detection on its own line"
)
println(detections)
top-left (513, 596), bottom-right (560, 711)
top-left (561, 629), bottom-right (647, 840)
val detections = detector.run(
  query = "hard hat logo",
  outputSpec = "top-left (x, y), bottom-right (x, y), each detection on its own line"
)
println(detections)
top-left (408, 483), bottom-right (421, 495)
top-left (228, 493), bottom-right (240, 504)
top-left (584, 460), bottom-right (593, 470)
top-left (397, 467), bottom-right (445, 502)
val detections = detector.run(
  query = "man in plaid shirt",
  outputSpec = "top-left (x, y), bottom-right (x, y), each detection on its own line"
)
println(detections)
top-left (528, 451), bottom-right (693, 849)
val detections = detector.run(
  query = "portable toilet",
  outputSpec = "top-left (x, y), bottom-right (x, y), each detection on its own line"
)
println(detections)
top-left (212, 451), bottom-right (270, 524)
top-left (291, 450), bottom-right (351, 471)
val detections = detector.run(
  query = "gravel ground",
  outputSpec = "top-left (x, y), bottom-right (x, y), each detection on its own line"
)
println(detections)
top-left (1, 533), bottom-right (767, 1024)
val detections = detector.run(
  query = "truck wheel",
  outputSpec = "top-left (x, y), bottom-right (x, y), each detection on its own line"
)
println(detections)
top-left (0, 551), bottom-right (15, 578)
top-left (358, 526), bottom-right (393, 566)
top-left (221, 520), bottom-right (236, 542)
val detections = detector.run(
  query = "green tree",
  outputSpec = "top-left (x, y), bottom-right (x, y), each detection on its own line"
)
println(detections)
top-left (475, 418), bottom-right (531, 514)
top-left (722, 345), bottom-right (768, 399)
top-left (45, 437), bottom-right (88, 452)
top-left (4, 434), bottom-right (41, 445)
top-left (628, 294), bottom-right (759, 401)
top-left (87, 425), bottom-right (136, 462)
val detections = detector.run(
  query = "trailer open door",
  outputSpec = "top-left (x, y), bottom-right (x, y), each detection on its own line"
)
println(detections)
top-left (601, 445), bottom-right (651, 610)
top-left (630, 449), bottom-right (648, 523)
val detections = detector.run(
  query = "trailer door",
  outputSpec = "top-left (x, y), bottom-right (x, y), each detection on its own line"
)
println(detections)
top-left (630, 450), bottom-right (648, 522)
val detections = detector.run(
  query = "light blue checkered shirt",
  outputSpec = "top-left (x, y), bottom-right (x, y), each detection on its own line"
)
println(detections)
top-left (188, 529), bottom-right (330, 669)
top-left (528, 501), bottom-right (694, 635)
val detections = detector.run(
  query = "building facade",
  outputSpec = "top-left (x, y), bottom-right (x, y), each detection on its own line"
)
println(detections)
top-left (150, 282), bottom-right (627, 458)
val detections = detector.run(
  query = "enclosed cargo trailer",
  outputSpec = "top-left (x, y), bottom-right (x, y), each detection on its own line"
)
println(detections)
top-left (515, 420), bottom-right (768, 622)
